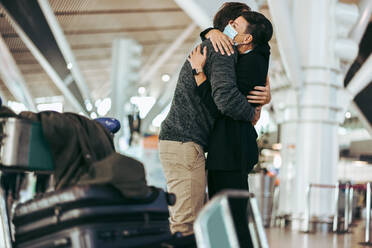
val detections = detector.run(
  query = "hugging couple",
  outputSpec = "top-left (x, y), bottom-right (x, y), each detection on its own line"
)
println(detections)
top-left (159, 1), bottom-right (273, 239)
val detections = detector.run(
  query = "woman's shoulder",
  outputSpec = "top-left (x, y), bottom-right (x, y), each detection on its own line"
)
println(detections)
top-left (237, 52), bottom-right (266, 68)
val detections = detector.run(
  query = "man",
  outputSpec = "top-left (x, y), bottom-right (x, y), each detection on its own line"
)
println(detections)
top-left (158, 9), bottom-right (271, 237)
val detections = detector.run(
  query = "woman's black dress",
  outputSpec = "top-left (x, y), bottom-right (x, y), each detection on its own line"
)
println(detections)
top-left (196, 44), bottom-right (270, 174)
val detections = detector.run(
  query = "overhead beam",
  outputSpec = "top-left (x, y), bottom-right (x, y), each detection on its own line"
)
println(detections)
top-left (346, 54), bottom-right (372, 97)
top-left (7, 38), bottom-right (196, 53)
top-left (2, 25), bottom-right (189, 38)
top-left (173, 0), bottom-right (258, 29)
top-left (350, 0), bottom-right (372, 44)
top-left (0, 5), bottom-right (85, 113)
top-left (138, 23), bottom-right (197, 85)
top-left (38, 0), bottom-right (92, 104)
top-left (54, 8), bottom-right (183, 15)
top-left (350, 101), bottom-right (372, 137)
top-left (0, 35), bottom-right (36, 110)
top-left (0, 0), bottom-right (89, 114)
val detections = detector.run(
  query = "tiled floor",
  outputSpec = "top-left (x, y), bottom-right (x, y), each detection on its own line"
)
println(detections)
top-left (266, 221), bottom-right (372, 248)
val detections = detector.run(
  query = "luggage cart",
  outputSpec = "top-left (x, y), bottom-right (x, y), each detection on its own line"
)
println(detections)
top-left (0, 118), bottom-right (54, 248)
top-left (0, 117), bottom-right (176, 248)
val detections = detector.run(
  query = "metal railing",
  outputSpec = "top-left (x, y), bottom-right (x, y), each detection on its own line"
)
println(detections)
top-left (360, 182), bottom-right (372, 245)
top-left (303, 182), bottom-right (353, 233)
top-left (366, 182), bottom-right (371, 243)
top-left (270, 186), bottom-right (280, 228)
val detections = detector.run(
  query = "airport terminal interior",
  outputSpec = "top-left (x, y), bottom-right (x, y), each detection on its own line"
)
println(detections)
top-left (0, 0), bottom-right (371, 247)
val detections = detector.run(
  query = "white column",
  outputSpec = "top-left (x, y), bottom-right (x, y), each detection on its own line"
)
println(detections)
top-left (271, 83), bottom-right (298, 216)
top-left (290, 0), bottom-right (358, 223)
top-left (110, 38), bottom-right (142, 148)
top-left (278, 114), bottom-right (298, 216)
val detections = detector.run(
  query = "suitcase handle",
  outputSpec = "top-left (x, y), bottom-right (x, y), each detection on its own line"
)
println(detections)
top-left (31, 237), bottom-right (71, 248)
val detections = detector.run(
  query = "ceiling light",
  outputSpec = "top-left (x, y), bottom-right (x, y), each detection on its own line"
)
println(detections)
top-left (161, 74), bottom-right (170, 82)
top-left (86, 102), bottom-right (93, 111)
top-left (138, 87), bottom-right (146, 95)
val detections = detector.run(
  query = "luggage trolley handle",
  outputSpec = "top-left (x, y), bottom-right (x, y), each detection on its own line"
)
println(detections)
top-left (0, 121), bottom-right (13, 248)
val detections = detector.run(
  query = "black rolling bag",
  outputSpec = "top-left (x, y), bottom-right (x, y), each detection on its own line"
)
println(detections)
top-left (13, 184), bottom-right (175, 248)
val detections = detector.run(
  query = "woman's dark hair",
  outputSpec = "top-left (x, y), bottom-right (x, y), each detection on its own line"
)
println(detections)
top-left (240, 11), bottom-right (273, 46)
top-left (213, 2), bottom-right (251, 31)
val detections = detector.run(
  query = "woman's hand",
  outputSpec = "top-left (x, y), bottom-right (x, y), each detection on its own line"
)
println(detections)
top-left (247, 76), bottom-right (271, 105)
top-left (252, 106), bottom-right (262, 126)
top-left (187, 45), bottom-right (208, 86)
top-left (187, 45), bottom-right (207, 70)
top-left (205, 29), bottom-right (234, 56)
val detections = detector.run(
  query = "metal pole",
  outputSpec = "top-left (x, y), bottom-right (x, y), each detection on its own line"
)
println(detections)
top-left (344, 183), bottom-right (350, 232)
top-left (333, 182), bottom-right (340, 232)
top-left (0, 173), bottom-right (13, 248)
top-left (270, 186), bottom-right (280, 228)
top-left (365, 182), bottom-right (371, 243)
top-left (249, 196), bottom-right (269, 248)
top-left (303, 184), bottom-right (311, 232)
top-left (349, 186), bottom-right (354, 226)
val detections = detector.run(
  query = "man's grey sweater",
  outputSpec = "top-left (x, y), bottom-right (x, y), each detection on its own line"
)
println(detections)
top-left (159, 40), bottom-right (256, 149)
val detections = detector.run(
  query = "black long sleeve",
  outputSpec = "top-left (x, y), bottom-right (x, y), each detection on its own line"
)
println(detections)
top-left (196, 45), bottom-right (270, 120)
top-left (196, 80), bottom-right (220, 118)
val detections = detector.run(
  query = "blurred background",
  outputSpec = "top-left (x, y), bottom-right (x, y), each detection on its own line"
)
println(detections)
top-left (0, 0), bottom-right (371, 244)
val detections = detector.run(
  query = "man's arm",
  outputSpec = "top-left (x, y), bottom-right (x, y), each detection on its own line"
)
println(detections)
top-left (209, 51), bottom-right (255, 122)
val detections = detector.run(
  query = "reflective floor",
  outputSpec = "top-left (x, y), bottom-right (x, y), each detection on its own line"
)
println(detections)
top-left (266, 221), bottom-right (371, 248)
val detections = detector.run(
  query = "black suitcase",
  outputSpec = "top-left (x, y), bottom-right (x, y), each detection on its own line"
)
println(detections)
top-left (13, 184), bottom-right (174, 248)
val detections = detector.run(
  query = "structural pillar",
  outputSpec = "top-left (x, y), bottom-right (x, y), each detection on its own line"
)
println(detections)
top-left (290, 0), bottom-right (358, 226)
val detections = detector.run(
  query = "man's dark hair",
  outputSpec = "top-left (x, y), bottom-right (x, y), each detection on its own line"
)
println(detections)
top-left (213, 2), bottom-right (251, 31)
top-left (240, 11), bottom-right (273, 46)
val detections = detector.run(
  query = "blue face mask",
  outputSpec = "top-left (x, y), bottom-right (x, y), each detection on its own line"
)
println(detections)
top-left (224, 24), bottom-right (252, 53)
top-left (223, 24), bottom-right (238, 42)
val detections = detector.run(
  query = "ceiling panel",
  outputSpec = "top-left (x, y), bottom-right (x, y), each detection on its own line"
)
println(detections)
top-left (0, 0), bottom-right (200, 107)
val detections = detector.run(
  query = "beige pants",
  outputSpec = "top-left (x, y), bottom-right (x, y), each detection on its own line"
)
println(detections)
top-left (159, 140), bottom-right (206, 236)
